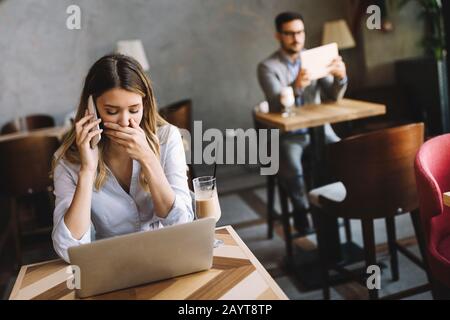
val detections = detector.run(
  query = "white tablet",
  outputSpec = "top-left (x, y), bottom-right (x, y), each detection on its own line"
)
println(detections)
top-left (300, 43), bottom-right (339, 81)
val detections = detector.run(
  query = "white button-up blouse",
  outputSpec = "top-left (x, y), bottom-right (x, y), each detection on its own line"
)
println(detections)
top-left (51, 124), bottom-right (194, 262)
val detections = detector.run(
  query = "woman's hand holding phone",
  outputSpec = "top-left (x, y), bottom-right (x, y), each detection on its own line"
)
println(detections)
top-left (87, 95), bottom-right (102, 148)
top-left (75, 109), bottom-right (103, 174)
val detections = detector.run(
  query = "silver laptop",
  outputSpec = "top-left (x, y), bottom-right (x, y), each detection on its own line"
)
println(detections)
top-left (68, 217), bottom-right (216, 298)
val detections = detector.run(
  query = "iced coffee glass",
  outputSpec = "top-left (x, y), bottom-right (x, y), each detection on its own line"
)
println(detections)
top-left (280, 86), bottom-right (296, 118)
top-left (193, 176), bottom-right (223, 247)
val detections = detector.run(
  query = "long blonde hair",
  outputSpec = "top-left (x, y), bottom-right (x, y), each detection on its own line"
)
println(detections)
top-left (51, 54), bottom-right (168, 192)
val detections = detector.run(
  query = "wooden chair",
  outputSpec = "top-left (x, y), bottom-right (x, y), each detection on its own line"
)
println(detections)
top-left (159, 99), bottom-right (192, 131)
top-left (309, 123), bottom-right (431, 299)
top-left (1, 114), bottom-right (55, 134)
top-left (159, 99), bottom-right (195, 189)
top-left (0, 136), bottom-right (60, 268)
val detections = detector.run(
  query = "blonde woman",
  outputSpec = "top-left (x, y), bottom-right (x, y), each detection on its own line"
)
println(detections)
top-left (51, 54), bottom-right (194, 262)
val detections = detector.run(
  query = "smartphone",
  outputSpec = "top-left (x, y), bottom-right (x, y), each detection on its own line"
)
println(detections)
top-left (87, 95), bottom-right (101, 149)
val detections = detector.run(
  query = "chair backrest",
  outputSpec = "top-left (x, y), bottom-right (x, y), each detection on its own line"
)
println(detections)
top-left (0, 136), bottom-right (60, 196)
top-left (159, 99), bottom-right (192, 132)
top-left (328, 123), bottom-right (424, 219)
top-left (1, 114), bottom-right (55, 134)
top-left (159, 99), bottom-right (195, 186)
top-left (414, 133), bottom-right (450, 244)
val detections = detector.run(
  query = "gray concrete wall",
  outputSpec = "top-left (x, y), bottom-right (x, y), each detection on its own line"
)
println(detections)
top-left (0, 0), bottom-right (347, 131)
top-left (361, 0), bottom-right (425, 86)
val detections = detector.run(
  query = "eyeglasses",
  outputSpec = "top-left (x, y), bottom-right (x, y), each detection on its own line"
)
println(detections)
top-left (280, 30), bottom-right (305, 37)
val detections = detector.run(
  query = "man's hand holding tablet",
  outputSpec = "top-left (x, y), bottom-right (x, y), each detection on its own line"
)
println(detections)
top-left (300, 42), bottom-right (342, 81)
top-left (294, 68), bottom-right (312, 90)
top-left (327, 55), bottom-right (347, 80)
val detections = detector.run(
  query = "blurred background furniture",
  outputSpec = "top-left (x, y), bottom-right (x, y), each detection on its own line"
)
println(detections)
top-left (336, 85), bottom-right (413, 139)
top-left (254, 100), bottom-right (386, 275)
top-left (252, 102), bottom-right (315, 258)
top-left (159, 99), bottom-right (192, 131)
top-left (252, 103), bottom-right (277, 239)
top-left (159, 99), bottom-right (195, 189)
top-left (309, 123), bottom-right (430, 299)
top-left (1, 114), bottom-right (55, 135)
top-left (0, 136), bottom-right (60, 269)
top-left (252, 104), bottom-right (287, 241)
top-left (415, 133), bottom-right (450, 299)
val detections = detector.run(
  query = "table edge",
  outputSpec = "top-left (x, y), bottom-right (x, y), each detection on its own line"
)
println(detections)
top-left (224, 226), bottom-right (289, 300)
top-left (9, 265), bottom-right (28, 300)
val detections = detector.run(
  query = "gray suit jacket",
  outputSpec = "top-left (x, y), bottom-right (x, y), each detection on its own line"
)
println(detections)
top-left (257, 50), bottom-right (347, 113)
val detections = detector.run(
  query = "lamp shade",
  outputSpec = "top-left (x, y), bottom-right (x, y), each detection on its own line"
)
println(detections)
top-left (116, 39), bottom-right (150, 71)
top-left (322, 19), bottom-right (356, 50)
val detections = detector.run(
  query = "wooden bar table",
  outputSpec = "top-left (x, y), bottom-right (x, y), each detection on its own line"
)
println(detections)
top-left (255, 98), bottom-right (386, 132)
top-left (255, 98), bottom-right (386, 288)
top-left (443, 192), bottom-right (450, 207)
top-left (8, 226), bottom-right (288, 300)
top-left (255, 98), bottom-right (385, 197)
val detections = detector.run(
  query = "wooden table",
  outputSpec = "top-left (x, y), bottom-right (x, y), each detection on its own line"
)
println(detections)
top-left (0, 125), bottom-right (71, 143)
top-left (255, 98), bottom-right (386, 132)
top-left (443, 192), bottom-right (450, 207)
top-left (255, 98), bottom-right (386, 288)
top-left (8, 226), bottom-right (288, 300)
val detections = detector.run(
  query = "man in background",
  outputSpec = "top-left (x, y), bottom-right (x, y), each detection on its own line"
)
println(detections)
top-left (257, 12), bottom-right (348, 235)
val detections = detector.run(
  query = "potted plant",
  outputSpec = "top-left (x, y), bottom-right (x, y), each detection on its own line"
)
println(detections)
top-left (399, 0), bottom-right (446, 60)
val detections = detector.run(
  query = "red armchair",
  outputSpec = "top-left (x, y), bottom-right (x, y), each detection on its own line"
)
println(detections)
top-left (415, 134), bottom-right (450, 298)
